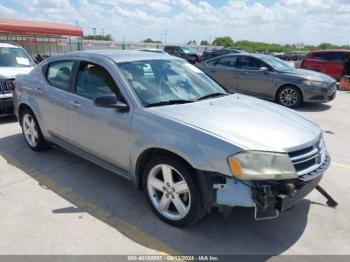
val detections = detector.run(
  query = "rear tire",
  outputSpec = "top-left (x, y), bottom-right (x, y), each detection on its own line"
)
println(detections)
top-left (277, 85), bottom-right (302, 108)
top-left (143, 156), bottom-right (205, 227)
top-left (20, 108), bottom-right (50, 151)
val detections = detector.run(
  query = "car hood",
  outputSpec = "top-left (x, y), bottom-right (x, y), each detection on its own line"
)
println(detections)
top-left (150, 94), bottom-right (322, 152)
top-left (0, 67), bottom-right (34, 79)
top-left (281, 68), bottom-right (335, 83)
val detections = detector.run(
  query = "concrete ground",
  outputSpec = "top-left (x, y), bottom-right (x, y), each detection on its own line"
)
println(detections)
top-left (0, 91), bottom-right (350, 257)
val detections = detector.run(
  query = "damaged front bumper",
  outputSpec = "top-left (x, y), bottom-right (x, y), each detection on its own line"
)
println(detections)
top-left (214, 153), bottom-right (330, 220)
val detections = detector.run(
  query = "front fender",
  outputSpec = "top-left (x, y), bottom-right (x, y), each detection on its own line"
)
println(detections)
top-left (129, 109), bottom-right (240, 182)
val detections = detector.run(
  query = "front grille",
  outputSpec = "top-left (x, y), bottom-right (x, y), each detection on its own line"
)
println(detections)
top-left (0, 79), bottom-right (14, 94)
top-left (288, 139), bottom-right (324, 175)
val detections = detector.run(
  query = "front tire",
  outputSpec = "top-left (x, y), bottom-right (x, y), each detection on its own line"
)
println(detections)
top-left (277, 85), bottom-right (302, 108)
top-left (20, 109), bottom-right (50, 151)
top-left (143, 156), bottom-right (204, 227)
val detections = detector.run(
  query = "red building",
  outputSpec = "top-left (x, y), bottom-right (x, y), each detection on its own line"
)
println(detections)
top-left (0, 18), bottom-right (83, 56)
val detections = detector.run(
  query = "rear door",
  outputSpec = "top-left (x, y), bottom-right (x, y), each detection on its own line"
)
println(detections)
top-left (200, 55), bottom-right (239, 93)
top-left (65, 60), bottom-right (132, 173)
top-left (236, 56), bottom-right (273, 98)
top-left (41, 60), bottom-right (76, 137)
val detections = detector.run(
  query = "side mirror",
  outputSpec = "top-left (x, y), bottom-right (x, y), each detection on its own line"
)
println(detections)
top-left (94, 95), bottom-right (129, 112)
top-left (259, 66), bottom-right (269, 73)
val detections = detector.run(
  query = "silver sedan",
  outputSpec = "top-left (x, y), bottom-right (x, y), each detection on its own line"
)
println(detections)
top-left (197, 53), bottom-right (336, 108)
top-left (14, 50), bottom-right (330, 226)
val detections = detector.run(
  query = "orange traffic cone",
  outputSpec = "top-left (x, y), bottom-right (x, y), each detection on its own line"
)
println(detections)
top-left (339, 76), bottom-right (350, 91)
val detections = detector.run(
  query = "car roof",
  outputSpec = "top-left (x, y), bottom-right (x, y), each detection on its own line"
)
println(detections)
top-left (309, 49), bottom-right (350, 53)
top-left (67, 49), bottom-right (177, 63)
top-left (0, 43), bottom-right (21, 48)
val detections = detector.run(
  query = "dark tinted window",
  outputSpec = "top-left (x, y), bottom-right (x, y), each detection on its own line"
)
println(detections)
top-left (239, 56), bottom-right (265, 70)
top-left (311, 52), bottom-right (345, 62)
top-left (209, 56), bottom-right (238, 68)
top-left (75, 62), bottom-right (117, 100)
top-left (47, 60), bottom-right (74, 91)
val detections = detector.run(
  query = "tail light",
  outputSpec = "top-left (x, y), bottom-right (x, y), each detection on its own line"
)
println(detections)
top-left (10, 80), bottom-right (16, 92)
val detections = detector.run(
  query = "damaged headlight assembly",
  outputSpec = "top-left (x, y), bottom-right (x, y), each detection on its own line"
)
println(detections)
top-left (228, 151), bottom-right (298, 181)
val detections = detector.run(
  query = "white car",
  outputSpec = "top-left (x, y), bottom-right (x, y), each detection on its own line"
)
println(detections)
top-left (0, 43), bottom-right (35, 116)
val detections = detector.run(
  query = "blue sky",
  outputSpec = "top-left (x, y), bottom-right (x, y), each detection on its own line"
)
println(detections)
top-left (0, 0), bottom-right (349, 45)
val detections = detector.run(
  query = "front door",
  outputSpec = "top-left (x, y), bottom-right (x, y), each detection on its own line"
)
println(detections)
top-left (236, 56), bottom-right (273, 98)
top-left (65, 61), bottom-right (132, 173)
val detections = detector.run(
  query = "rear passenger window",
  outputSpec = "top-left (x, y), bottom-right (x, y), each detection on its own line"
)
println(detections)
top-left (75, 62), bottom-right (117, 100)
top-left (47, 61), bottom-right (74, 91)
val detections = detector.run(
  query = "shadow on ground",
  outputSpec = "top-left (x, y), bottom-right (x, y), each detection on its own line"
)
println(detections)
top-left (296, 103), bottom-right (331, 113)
top-left (0, 133), bottom-right (310, 256)
top-left (0, 115), bottom-right (17, 124)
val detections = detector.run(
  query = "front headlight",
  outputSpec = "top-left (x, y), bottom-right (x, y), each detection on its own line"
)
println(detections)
top-left (303, 79), bottom-right (328, 88)
top-left (228, 151), bottom-right (297, 181)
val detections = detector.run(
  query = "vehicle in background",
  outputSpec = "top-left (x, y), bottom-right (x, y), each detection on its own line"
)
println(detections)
top-left (14, 50), bottom-right (330, 226)
top-left (0, 43), bottom-right (35, 116)
top-left (200, 48), bottom-right (245, 62)
top-left (163, 45), bottom-right (199, 64)
top-left (299, 50), bottom-right (350, 81)
top-left (138, 48), bottom-right (169, 55)
top-left (281, 51), bottom-right (306, 61)
top-left (197, 53), bottom-right (336, 108)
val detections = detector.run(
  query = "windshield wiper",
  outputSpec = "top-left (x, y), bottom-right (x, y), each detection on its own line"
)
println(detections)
top-left (196, 92), bottom-right (228, 101)
top-left (145, 99), bottom-right (194, 107)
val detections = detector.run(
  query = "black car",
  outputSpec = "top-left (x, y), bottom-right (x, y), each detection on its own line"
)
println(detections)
top-left (200, 48), bottom-right (245, 62)
top-left (163, 45), bottom-right (199, 64)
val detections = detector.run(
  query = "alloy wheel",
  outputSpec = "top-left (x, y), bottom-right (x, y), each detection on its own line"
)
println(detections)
top-left (147, 164), bottom-right (191, 221)
top-left (22, 114), bottom-right (39, 147)
top-left (280, 87), bottom-right (299, 107)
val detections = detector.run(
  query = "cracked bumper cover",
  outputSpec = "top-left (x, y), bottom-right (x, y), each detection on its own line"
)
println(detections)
top-left (215, 153), bottom-right (330, 218)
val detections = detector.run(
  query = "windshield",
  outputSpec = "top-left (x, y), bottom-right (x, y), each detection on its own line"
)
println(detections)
top-left (260, 56), bottom-right (294, 71)
top-left (118, 59), bottom-right (227, 107)
top-left (182, 47), bottom-right (196, 54)
top-left (0, 47), bottom-right (34, 68)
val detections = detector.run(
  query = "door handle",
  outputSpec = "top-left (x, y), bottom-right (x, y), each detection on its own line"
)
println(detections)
top-left (34, 87), bottom-right (43, 93)
top-left (68, 101), bottom-right (82, 109)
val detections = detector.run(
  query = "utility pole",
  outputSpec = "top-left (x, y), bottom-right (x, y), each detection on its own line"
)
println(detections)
top-left (92, 27), bottom-right (96, 35)
top-left (164, 30), bottom-right (167, 44)
top-left (101, 28), bottom-right (104, 36)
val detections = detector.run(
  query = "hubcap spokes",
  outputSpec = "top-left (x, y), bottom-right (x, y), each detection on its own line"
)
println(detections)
top-left (280, 88), bottom-right (298, 106)
top-left (147, 164), bottom-right (191, 220)
top-left (23, 114), bottom-right (38, 147)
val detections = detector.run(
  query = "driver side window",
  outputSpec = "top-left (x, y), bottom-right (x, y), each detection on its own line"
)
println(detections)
top-left (239, 56), bottom-right (265, 70)
top-left (75, 62), bottom-right (118, 100)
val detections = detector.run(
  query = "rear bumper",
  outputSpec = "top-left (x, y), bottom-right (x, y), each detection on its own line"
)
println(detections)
top-left (0, 97), bottom-right (14, 116)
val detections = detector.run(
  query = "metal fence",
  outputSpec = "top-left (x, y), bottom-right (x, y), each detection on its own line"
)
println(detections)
top-left (0, 34), bottom-right (220, 57)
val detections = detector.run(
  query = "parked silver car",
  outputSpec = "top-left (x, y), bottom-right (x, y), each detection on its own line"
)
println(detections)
top-left (14, 50), bottom-right (330, 226)
top-left (197, 53), bottom-right (336, 108)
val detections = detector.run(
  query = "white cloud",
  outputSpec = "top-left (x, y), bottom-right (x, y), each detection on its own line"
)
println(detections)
top-left (1, 0), bottom-right (350, 45)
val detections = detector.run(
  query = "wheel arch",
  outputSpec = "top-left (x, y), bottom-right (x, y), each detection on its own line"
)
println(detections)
top-left (135, 147), bottom-right (196, 190)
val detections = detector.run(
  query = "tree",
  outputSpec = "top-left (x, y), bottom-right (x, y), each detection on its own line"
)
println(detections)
top-left (212, 37), bottom-right (234, 47)
top-left (143, 38), bottom-right (161, 43)
top-left (187, 40), bottom-right (197, 45)
top-left (83, 34), bottom-right (113, 41)
top-left (200, 40), bottom-right (209, 45)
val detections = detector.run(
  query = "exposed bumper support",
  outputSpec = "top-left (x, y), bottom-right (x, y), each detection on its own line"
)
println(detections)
top-left (214, 153), bottom-right (331, 220)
